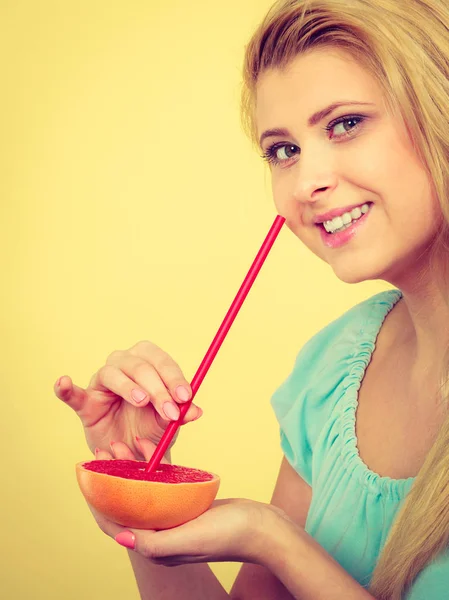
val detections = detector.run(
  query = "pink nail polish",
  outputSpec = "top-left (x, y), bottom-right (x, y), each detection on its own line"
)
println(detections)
top-left (176, 385), bottom-right (190, 402)
top-left (115, 531), bottom-right (135, 550)
top-left (131, 389), bottom-right (146, 403)
top-left (163, 401), bottom-right (180, 421)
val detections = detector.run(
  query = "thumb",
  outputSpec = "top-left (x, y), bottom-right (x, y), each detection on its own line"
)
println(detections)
top-left (54, 375), bottom-right (87, 413)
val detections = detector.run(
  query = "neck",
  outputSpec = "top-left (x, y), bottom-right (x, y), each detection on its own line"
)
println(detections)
top-left (390, 263), bottom-right (449, 372)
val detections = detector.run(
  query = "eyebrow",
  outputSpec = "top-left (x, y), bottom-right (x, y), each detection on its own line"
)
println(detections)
top-left (258, 101), bottom-right (375, 147)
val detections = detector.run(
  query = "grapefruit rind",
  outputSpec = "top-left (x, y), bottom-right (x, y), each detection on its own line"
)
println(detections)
top-left (76, 461), bottom-right (220, 530)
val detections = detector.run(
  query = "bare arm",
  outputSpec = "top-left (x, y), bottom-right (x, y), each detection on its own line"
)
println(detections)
top-left (264, 522), bottom-right (376, 600)
top-left (128, 555), bottom-right (228, 600)
top-left (127, 449), bottom-right (228, 600)
top-left (230, 456), bottom-right (312, 600)
top-left (230, 458), bottom-right (373, 599)
top-left (125, 456), bottom-right (310, 600)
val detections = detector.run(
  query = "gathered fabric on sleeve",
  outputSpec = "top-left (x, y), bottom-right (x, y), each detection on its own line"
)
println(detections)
top-left (270, 289), bottom-right (449, 592)
top-left (270, 299), bottom-right (364, 486)
top-left (270, 289), bottom-right (403, 489)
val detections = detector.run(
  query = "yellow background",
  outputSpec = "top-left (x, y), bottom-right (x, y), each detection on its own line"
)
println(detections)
top-left (2, 1), bottom-right (390, 597)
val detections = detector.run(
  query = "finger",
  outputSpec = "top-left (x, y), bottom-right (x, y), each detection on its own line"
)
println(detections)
top-left (92, 511), bottom-right (156, 554)
top-left (152, 402), bottom-right (202, 428)
top-left (135, 436), bottom-right (157, 462)
top-left (95, 448), bottom-right (113, 460)
top-left (113, 528), bottom-right (156, 557)
top-left (181, 405), bottom-right (203, 424)
top-left (100, 519), bottom-right (199, 564)
top-left (125, 517), bottom-right (214, 560)
top-left (135, 436), bottom-right (170, 463)
top-left (89, 363), bottom-right (154, 410)
top-left (54, 375), bottom-right (88, 413)
top-left (108, 355), bottom-right (185, 423)
top-left (104, 349), bottom-right (200, 423)
top-left (130, 342), bottom-right (192, 404)
top-left (110, 441), bottom-right (137, 460)
top-left (114, 531), bottom-right (206, 567)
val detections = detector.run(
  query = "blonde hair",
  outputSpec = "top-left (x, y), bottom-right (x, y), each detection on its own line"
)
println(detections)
top-left (241, 1), bottom-right (449, 598)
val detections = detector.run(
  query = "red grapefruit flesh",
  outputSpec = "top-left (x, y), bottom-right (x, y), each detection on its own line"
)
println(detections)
top-left (76, 460), bottom-right (220, 530)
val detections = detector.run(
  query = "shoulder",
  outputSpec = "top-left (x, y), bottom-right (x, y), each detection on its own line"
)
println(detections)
top-left (272, 288), bottom-right (401, 416)
top-left (270, 289), bottom-right (401, 484)
top-left (299, 288), bottom-right (401, 364)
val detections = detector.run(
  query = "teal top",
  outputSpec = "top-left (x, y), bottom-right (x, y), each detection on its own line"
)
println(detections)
top-left (271, 289), bottom-right (449, 599)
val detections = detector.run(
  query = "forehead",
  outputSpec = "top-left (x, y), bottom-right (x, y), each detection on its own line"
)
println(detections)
top-left (255, 48), bottom-right (382, 131)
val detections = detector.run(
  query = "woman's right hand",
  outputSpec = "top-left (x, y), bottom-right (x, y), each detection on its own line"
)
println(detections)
top-left (53, 340), bottom-right (202, 460)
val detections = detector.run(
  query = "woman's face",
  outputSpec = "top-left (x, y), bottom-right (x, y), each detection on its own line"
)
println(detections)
top-left (255, 48), bottom-right (442, 286)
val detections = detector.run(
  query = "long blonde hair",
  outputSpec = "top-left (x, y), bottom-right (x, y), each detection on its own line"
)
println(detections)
top-left (241, 1), bottom-right (449, 598)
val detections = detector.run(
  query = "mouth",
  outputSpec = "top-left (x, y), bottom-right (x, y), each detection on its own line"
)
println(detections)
top-left (315, 202), bottom-right (373, 248)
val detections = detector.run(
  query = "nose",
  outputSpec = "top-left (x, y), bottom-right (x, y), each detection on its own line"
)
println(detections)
top-left (292, 165), bottom-right (338, 205)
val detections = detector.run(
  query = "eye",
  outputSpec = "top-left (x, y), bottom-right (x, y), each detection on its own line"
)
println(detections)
top-left (261, 143), bottom-right (300, 166)
top-left (274, 145), bottom-right (299, 160)
top-left (324, 115), bottom-right (365, 139)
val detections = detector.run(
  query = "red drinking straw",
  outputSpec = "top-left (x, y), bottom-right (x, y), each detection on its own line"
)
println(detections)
top-left (145, 214), bottom-right (286, 473)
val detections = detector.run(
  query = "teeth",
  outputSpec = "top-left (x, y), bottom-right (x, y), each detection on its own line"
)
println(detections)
top-left (323, 203), bottom-right (371, 234)
top-left (333, 216), bottom-right (343, 229)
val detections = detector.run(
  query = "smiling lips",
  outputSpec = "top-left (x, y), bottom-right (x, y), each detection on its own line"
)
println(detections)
top-left (315, 202), bottom-right (372, 249)
top-left (320, 203), bottom-right (371, 234)
top-left (313, 201), bottom-right (372, 234)
top-left (314, 202), bottom-right (372, 223)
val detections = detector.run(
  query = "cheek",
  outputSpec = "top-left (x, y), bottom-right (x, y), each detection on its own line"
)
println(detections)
top-left (379, 148), bottom-right (441, 235)
top-left (271, 177), bottom-right (288, 213)
top-left (272, 177), bottom-right (326, 255)
top-left (399, 188), bottom-right (442, 247)
top-left (271, 176), bottom-right (304, 225)
top-left (361, 124), bottom-right (430, 204)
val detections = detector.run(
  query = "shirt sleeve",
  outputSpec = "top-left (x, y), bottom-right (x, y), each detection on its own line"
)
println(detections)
top-left (270, 308), bottom-right (363, 486)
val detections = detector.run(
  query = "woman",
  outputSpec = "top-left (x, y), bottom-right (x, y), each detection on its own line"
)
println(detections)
top-left (54, 0), bottom-right (449, 598)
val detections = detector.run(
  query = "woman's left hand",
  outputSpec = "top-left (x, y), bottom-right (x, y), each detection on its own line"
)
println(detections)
top-left (91, 497), bottom-right (288, 567)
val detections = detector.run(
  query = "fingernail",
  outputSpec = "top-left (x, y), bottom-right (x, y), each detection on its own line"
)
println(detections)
top-left (163, 401), bottom-right (180, 421)
top-left (131, 389), bottom-right (147, 403)
top-left (56, 376), bottom-right (63, 387)
top-left (115, 531), bottom-right (135, 550)
top-left (176, 385), bottom-right (190, 402)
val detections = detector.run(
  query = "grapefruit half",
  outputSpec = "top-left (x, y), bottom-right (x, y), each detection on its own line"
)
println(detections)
top-left (76, 460), bottom-right (220, 530)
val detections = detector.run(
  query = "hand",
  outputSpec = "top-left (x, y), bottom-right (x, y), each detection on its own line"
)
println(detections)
top-left (92, 495), bottom-right (289, 567)
top-left (53, 340), bottom-right (203, 458)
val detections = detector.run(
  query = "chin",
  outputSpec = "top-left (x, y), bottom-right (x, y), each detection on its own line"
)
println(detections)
top-left (333, 271), bottom-right (371, 285)
top-left (330, 262), bottom-right (386, 285)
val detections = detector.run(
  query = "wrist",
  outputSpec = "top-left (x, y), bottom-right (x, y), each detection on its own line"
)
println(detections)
top-left (248, 503), bottom-right (305, 569)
